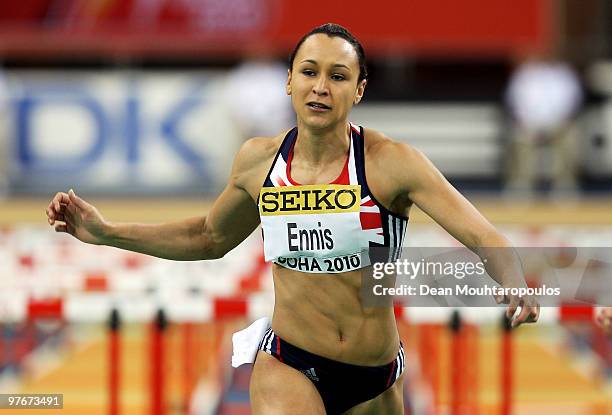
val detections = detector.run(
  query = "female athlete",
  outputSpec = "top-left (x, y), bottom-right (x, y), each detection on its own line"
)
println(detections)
top-left (46, 23), bottom-right (539, 415)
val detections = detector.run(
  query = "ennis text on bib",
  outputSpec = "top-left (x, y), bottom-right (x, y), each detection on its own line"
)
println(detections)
top-left (259, 124), bottom-right (408, 273)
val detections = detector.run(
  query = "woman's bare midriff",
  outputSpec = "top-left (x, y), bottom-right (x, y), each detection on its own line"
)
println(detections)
top-left (270, 263), bottom-right (400, 366)
top-left (240, 130), bottom-right (408, 368)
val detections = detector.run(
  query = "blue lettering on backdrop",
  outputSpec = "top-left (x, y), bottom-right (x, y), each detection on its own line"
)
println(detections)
top-left (17, 86), bottom-right (108, 173)
top-left (125, 80), bottom-right (140, 164)
top-left (13, 76), bottom-right (214, 191)
top-left (159, 82), bottom-right (208, 175)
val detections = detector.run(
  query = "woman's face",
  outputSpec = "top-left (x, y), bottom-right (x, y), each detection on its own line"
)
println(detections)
top-left (287, 34), bottom-right (366, 131)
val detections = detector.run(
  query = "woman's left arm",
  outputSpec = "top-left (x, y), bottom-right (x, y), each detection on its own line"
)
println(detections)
top-left (379, 141), bottom-right (539, 327)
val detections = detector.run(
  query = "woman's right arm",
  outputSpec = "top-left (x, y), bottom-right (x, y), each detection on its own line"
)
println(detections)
top-left (46, 140), bottom-right (265, 261)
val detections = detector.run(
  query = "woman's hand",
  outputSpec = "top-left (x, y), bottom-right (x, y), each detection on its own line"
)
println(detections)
top-left (46, 189), bottom-right (109, 245)
top-left (495, 291), bottom-right (540, 328)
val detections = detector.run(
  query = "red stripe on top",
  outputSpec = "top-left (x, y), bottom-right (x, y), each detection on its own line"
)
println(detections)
top-left (360, 211), bottom-right (382, 230)
top-left (285, 138), bottom-right (351, 186)
top-left (361, 198), bottom-right (376, 207)
top-left (330, 158), bottom-right (350, 184)
top-left (276, 175), bottom-right (287, 187)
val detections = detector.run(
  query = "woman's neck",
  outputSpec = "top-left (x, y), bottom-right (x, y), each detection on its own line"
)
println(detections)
top-left (293, 121), bottom-right (350, 166)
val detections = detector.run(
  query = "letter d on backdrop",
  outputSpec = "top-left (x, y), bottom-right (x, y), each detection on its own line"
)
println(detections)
top-left (16, 87), bottom-right (108, 173)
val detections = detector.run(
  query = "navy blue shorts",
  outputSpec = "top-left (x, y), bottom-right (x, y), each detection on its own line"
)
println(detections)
top-left (258, 328), bottom-right (405, 414)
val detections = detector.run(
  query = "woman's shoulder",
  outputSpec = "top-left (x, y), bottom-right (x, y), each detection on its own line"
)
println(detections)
top-left (234, 131), bottom-right (287, 173)
top-left (360, 126), bottom-right (441, 195)
top-left (361, 127), bottom-right (421, 165)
